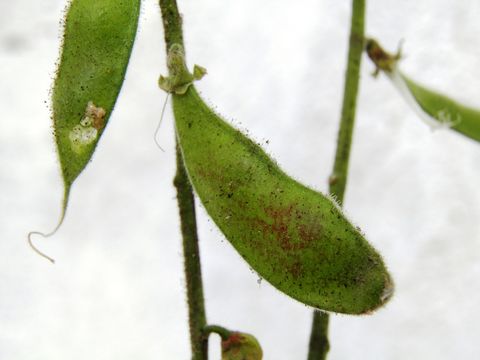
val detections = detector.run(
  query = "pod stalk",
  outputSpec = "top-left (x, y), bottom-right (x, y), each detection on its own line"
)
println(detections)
top-left (203, 325), bottom-right (232, 341)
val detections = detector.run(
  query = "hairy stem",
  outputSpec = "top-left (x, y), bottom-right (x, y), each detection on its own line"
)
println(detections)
top-left (203, 325), bottom-right (232, 340)
top-left (307, 312), bottom-right (330, 360)
top-left (173, 142), bottom-right (208, 360)
top-left (307, 0), bottom-right (365, 358)
top-left (329, 0), bottom-right (365, 203)
top-left (159, 0), bottom-right (184, 49)
top-left (159, 1), bottom-right (208, 359)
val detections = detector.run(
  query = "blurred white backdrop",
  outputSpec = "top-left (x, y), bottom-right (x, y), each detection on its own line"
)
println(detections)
top-left (1, 0), bottom-right (480, 359)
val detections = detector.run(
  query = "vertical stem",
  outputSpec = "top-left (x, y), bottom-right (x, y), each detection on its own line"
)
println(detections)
top-left (159, 1), bottom-right (208, 359)
top-left (174, 142), bottom-right (208, 360)
top-left (159, 0), bottom-right (184, 49)
top-left (329, 0), bottom-right (365, 204)
top-left (307, 312), bottom-right (329, 360)
top-left (307, 0), bottom-right (365, 359)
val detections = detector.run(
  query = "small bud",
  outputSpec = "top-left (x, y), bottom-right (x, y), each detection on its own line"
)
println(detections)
top-left (221, 332), bottom-right (263, 360)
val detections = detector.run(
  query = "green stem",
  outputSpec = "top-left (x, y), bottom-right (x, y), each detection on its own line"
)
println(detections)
top-left (159, 0), bottom-right (184, 49)
top-left (173, 143), bottom-right (208, 360)
top-left (329, 0), bottom-right (365, 204)
top-left (173, 141), bottom-right (209, 360)
top-left (307, 0), bottom-right (365, 358)
top-left (203, 325), bottom-right (232, 340)
top-left (159, 1), bottom-right (208, 359)
top-left (307, 312), bottom-right (330, 360)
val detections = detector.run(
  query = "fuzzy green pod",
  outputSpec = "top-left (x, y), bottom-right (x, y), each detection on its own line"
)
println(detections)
top-left (29, 0), bottom-right (140, 262)
top-left (403, 77), bottom-right (480, 142)
top-left (54, 0), bottom-right (140, 187)
top-left (366, 38), bottom-right (480, 142)
top-left (162, 45), bottom-right (393, 314)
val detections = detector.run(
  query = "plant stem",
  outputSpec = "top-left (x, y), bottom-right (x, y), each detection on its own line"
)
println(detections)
top-left (307, 0), bottom-right (365, 359)
top-left (329, 0), bottom-right (366, 204)
top-left (159, 0), bottom-right (184, 49)
top-left (203, 325), bottom-right (232, 340)
top-left (173, 142), bottom-right (208, 360)
top-left (159, 1), bottom-right (208, 359)
top-left (307, 312), bottom-right (329, 360)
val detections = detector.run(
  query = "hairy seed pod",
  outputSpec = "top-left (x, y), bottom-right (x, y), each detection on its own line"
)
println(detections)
top-left (54, 0), bottom-right (140, 188)
top-left (162, 44), bottom-right (393, 314)
top-left (29, 0), bottom-right (140, 262)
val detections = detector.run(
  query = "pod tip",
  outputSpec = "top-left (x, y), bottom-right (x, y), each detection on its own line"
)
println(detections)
top-left (380, 275), bottom-right (394, 303)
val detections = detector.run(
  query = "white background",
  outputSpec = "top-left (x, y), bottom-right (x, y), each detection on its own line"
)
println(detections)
top-left (1, 0), bottom-right (480, 359)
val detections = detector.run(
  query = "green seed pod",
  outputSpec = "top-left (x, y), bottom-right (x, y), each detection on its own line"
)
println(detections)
top-left (402, 77), bottom-right (480, 142)
top-left (161, 44), bottom-right (393, 314)
top-left (55, 0), bottom-right (140, 190)
top-left (366, 38), bottom-right (480, 142)
top-left (29, 0), bottom-right (141, 262)
top-left (221, 332), bottom-right (263, 360)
